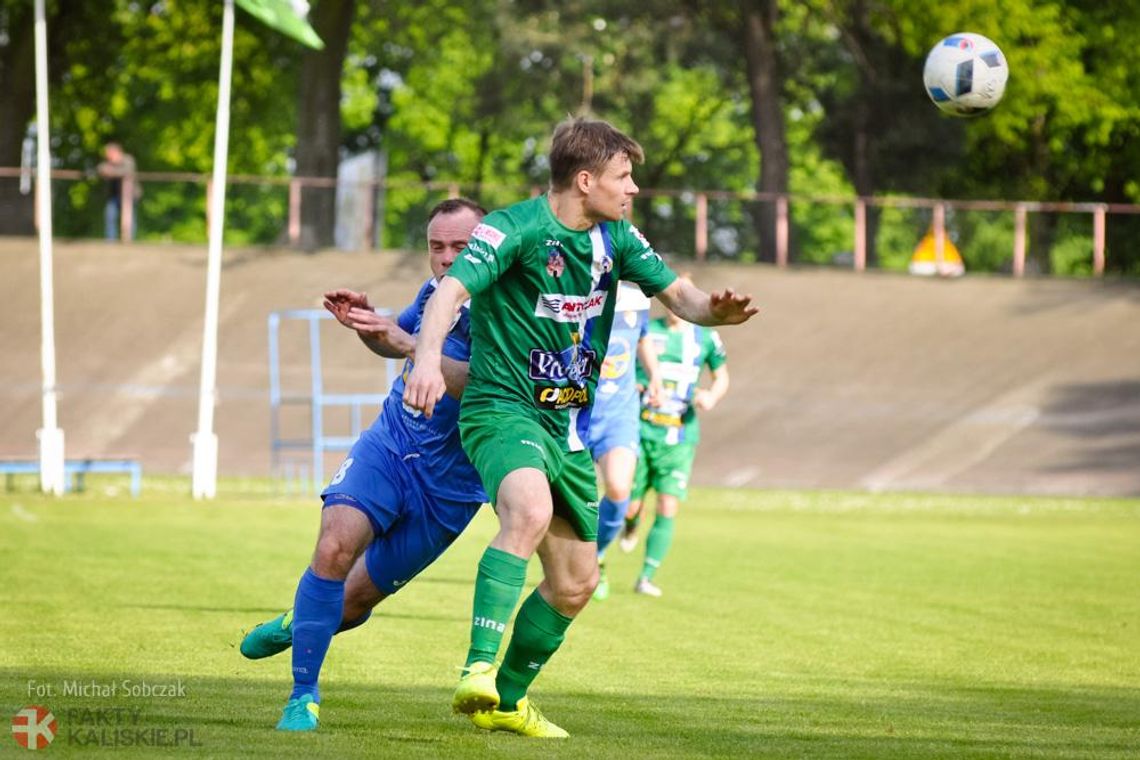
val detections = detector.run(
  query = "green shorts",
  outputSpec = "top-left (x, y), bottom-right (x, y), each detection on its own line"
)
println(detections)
top-left (460, 413), bottom-right (599, 541)
top-left (632, 438), bottom-right (697, 501)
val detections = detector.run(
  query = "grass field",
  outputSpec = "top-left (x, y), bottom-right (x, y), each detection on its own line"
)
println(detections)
top-left (2, 481), bottom-right (1138, 758)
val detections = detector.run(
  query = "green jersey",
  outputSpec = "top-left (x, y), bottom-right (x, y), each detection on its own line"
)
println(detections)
top-left (447, 195), bottom-right (677, 452)
top-left (638, 318), bottom-right (727, 445)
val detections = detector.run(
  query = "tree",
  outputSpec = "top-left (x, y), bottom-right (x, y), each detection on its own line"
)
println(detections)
top-left (0, 0), bottom-right (114, 235)
top-left (0, 2), bottom-right (37, 234)
top-left (294, 0), bottom-right (355, 250)
top-left (741, 0), bottom-right (790, 263)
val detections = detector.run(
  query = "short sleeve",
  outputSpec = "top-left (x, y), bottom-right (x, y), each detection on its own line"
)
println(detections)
top-left (396, 280), bottom-right (433, 333)
top-left (447, 213), bottom-right (520, 296)
top-left (615, 222), bottom-right (676, 297)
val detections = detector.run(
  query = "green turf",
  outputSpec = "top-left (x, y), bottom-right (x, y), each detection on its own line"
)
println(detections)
top-left (2, 483), bottom-right (1138, 758)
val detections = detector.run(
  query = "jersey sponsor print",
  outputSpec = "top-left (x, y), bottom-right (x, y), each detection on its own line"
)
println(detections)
top-left (447, 196), bottom-right (676, 452)
top-left (637, 318), bottom-right (726, 445)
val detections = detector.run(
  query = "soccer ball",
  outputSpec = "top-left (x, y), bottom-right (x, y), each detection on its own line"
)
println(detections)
top-left (923, 33), bottom-right (1008, 116)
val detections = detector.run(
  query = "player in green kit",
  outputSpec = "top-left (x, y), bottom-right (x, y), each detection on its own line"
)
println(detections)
top-left (627, 276), bottom-right (731, 597)
top-left (404, 117), bottom-right (758, 738)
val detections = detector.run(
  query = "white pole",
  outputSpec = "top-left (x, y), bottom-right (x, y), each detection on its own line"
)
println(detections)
top-left (191, 0), bottom-right (235, 499)
top-left (34, 0), bottom-right (64, 495)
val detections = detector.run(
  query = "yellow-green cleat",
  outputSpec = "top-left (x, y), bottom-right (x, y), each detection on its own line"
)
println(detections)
top-left (452, 661), bottom-right (500, 715)
top-left (469, 697), bottom-right (569, 738)
top-left (240, 609), bottom-right (293, 659)
top-left (276, 694), bottom-right (319, 731)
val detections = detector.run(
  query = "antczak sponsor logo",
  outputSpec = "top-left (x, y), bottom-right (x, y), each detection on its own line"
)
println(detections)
top-left (528, 346), bottom-right (597, 386)
top-left (534, 385), bottom-right (590, 410)
top-left (533, 291), bottom-right (608, 323)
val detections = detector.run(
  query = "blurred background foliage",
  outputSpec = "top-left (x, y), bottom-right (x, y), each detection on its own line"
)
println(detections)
top-left (1, 0), bottom-right (1138, 274)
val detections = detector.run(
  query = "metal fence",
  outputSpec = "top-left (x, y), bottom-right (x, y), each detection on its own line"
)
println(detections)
top-left (4, 167), bottom-right (1139, 275)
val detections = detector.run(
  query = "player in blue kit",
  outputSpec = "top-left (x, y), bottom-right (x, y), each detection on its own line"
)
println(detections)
top-left (587, 281), bottom-right (659, 600)
top-left (239, 198), bottom-right (489, 732)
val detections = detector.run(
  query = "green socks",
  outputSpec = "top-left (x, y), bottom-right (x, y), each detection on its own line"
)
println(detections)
top-left (640, 514), bottom-right (676, 581)
top-left (465, 547), bottom-right (528, 667)
top-left (496, 590), bottom-right (573, 711)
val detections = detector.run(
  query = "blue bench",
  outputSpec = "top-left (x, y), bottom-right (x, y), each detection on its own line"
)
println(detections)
top-left (0, 457), bottom-right (142, 497)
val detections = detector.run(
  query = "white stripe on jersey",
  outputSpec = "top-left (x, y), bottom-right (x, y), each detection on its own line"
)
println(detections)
top-left (588, 226), bottom-right (609, 300)
top-left (567, 406), bottom-right (584, 452)
top-left (559, 226), bottom-right (612, 453)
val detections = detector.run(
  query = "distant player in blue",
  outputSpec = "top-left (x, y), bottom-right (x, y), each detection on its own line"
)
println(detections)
top-left (240, 199), bottom-right (489, 732)
top-left (587, 281), bottom-right (660, 600)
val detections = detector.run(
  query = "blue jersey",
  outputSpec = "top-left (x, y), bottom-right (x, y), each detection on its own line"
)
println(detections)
top-left (590, 285), bottom-right (650, 431)
top-left (369, 278), bottom-right (487, 503)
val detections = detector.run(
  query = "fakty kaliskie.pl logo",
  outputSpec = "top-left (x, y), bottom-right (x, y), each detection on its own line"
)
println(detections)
top-left (11, 705), bottom-right (57, 750)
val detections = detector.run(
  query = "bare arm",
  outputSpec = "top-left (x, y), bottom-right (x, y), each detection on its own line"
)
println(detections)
top-left (344, 306), bottom-right (470, 398)
top-left (403, 276), bottom-right (471, 417)
top-left (655, 277), bottom-right (759, 326)
top-left (636, 332), bottom-right (663, 407)
top-left (693, 364), bottom-right (729, 412)
top-left (343, 307), bottom-right (414, 358)
top-left (326, 288), bottom-right (469, 399)
top-left (324, 289), bottom-right (409, 358)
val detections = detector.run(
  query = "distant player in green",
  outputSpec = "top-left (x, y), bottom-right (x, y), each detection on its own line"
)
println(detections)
top-left (404, 118), bottom-right (758, 738)
top-left (626, 277), bottom-right (730, 597)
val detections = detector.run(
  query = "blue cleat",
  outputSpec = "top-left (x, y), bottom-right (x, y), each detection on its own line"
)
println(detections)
top-left (240, 609), bottom-right (293, 660)
top-left (276, 694), bottom-right (319, 731)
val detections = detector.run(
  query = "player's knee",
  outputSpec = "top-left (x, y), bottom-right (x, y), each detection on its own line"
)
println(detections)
top-left (312, 535), bottom-right (358, 578)
top-left (658, 497), bottom-right (681, 518)
top-left (548, 567), bottom-right (599, 613)
top-left (606, 484), bottom-right (633, 502)
top-left (500, 503), bottom-right (553, 545)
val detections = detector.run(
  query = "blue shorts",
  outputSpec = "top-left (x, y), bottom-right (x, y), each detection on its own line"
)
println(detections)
top-left (321, 431), bottom-right (483, 595)
top-left (588, 411), bottom-right (641, 462)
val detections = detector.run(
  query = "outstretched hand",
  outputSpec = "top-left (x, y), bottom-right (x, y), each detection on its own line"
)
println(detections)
top-left (344, 307), bottom-right (414, 357)
top-left (323, 289), bottom-right (372, 328)
top-left (708, 288), bottom-right (759, 325)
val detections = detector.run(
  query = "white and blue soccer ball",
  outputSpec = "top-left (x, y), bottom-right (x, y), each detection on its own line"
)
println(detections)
top-left (923, 33), bottom-right (1008, 116)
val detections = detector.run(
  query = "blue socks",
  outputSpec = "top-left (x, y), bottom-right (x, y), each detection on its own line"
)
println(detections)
top-left (289, 568), bottom-right (344, 702)
top-left (596, 496), bottom-right (630, 557)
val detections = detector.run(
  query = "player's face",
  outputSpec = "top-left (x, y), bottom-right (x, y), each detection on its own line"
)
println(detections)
top-left (426, 207), bottom-right (481, 280)
top-left (585, 153), bottom-right (639, 222)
